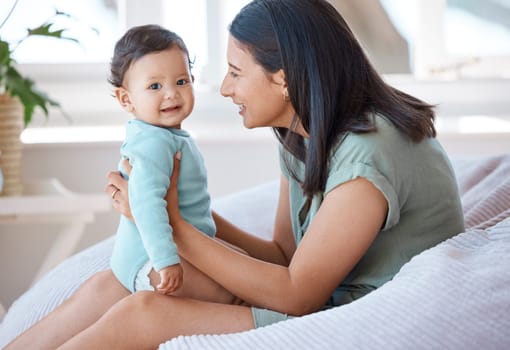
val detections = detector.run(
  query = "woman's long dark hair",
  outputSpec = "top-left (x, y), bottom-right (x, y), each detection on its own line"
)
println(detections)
top-left (229, 0), bottom-right (436, 200)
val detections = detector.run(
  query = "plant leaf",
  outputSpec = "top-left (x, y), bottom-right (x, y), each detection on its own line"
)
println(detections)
top-left (0, 39), bottom-right (10, 67)
top-left (5, 66), bottom-right (61, 126)
top-left (27, 23), bottom-right (79, 44)
top-left (1, 7), bottom-right (82, 127)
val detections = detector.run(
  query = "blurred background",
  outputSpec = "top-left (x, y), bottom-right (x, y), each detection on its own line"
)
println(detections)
top-left (1, 0), bottom-right (509, 309)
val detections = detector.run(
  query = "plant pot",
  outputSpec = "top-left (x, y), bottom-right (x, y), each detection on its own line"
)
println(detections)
top-left (0, 94), bottom-right (24, 196)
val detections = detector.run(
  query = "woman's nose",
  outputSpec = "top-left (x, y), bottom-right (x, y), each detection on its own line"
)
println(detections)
top-left (220, 75), bottom-right (231, 97)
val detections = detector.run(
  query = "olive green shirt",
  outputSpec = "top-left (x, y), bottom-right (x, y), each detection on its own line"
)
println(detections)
top-left (281, 114), bottom-right (465, 304)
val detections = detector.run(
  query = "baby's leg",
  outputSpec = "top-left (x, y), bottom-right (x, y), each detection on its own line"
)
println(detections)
top-left (4, 269), bottom-right (129, 350)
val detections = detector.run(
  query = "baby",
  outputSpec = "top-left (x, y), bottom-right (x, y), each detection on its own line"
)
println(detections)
top-left (108, 24), bottom-right (215, 294)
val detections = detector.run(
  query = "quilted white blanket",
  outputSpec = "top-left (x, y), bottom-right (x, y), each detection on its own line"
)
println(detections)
top-left (1, 155), bottom-right (509, 349)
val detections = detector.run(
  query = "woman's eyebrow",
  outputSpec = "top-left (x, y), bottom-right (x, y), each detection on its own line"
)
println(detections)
top-left (228, 62), bottom-right (241, 71)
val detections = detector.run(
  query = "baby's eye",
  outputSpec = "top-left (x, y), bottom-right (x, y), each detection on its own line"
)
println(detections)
top-left (176, 79), bottom-right (189, 86)
top-left (229, 71), bottom-right (239, 78)
top-left (149, 83), bottom-right (162, 90)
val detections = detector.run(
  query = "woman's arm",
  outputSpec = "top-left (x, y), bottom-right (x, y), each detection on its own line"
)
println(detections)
top-left (107, 160), bottom-right (295, 267)
top-left (167, 156), bottom-right (388, 316)
top-left (212, 175), bottom-right (296, 266)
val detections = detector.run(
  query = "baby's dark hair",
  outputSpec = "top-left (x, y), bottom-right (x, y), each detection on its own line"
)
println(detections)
top-left (109, 24), bottom-right (192, 87)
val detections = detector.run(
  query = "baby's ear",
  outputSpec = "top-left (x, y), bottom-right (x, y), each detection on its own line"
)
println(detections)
top-left (114, 87), bottom-right (134, 113)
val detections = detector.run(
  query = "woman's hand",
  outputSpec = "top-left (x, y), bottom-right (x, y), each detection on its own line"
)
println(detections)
top-left (105, 153), bottom-right (183, 225)
top-left (105, 159), bottom-right (133, 220)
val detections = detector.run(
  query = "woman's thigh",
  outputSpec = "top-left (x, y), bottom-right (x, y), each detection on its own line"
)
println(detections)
top-left (60, 292), bottom-right (254, 350)
top-left (74, 269), bottom-right (130, 308)
top-left (128, 292), bottom-right (254, 338)
top-left (3, 269), bottom-right (130, 350)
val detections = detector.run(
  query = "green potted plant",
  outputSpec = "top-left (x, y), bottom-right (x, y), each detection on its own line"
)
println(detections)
top-left (0, 3), bottom-right (80, 127)
top-left (0, 1), bottom-right (80, 196)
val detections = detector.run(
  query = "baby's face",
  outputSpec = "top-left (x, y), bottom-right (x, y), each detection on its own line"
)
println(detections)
top-left (118, 46), bottom-right (194, 129)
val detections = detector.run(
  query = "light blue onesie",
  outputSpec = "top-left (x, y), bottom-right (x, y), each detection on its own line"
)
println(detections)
top-left (110, 119), bottom-right (215, 292)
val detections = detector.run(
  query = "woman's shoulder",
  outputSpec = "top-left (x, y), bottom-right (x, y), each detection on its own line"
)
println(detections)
top-left (334, 114), bottom-right (407, 160)
top-left (330, 113), bottom-right (452, 181)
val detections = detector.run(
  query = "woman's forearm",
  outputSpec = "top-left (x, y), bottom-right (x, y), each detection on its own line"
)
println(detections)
top-left (172, 219), bottom-right (307, 314)
top-left (212, 211), bottom-right (289, 266)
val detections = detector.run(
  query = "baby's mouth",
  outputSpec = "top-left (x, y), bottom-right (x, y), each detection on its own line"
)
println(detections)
top-left (161, 105), bottom-right (180, 113)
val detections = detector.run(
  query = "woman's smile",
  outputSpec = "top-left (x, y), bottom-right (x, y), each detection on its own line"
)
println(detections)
top-left (238, 103), bottom-right (246, 116)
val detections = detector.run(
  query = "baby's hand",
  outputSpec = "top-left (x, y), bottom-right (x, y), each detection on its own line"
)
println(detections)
top-left (157, 264), bottom-right (183, 295)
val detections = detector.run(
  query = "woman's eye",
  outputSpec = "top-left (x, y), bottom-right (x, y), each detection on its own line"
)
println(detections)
top-left (176, 79), bottom-right (188, 86)
top-left (229, 71), bottom-right (239, 78)
top-left (149, 83), bottom-right (162, 90)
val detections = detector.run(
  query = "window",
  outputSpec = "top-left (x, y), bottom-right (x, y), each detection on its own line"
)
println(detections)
top-left (377, 0), bottom-right (510, 152)
top-left (380, 0), bottom-right (510, 79)
top-left (9, 0), bottom-right (510, 146)
top-left (162, 0), bottom-right (250, 87)
top-left (1, 0), bottom-right (249, 84)
top-left (9, 0), bottom-right (251, 140)
top-left (0, 0), bottom-right (118, 63)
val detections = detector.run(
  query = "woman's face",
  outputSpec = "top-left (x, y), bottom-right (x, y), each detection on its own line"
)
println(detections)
top-left (220, 35), bottom-right (296, 130)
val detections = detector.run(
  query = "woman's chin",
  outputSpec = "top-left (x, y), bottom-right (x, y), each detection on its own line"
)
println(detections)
top-left (241, 115), bottom-right (265, 129)
top-left (241, 118), bottom-right (255, 129)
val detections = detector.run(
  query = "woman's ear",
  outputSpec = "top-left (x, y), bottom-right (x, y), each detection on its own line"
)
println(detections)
top-left (114, 87), bottom-right (134, 113)
top-left (273, 69), bottom-right (287, 88)
top-left (273, 69), bottom-right (290, 101)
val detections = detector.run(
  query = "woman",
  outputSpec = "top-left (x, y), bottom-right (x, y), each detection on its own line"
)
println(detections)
top-left (5, 0), bottom-right (464, 349)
